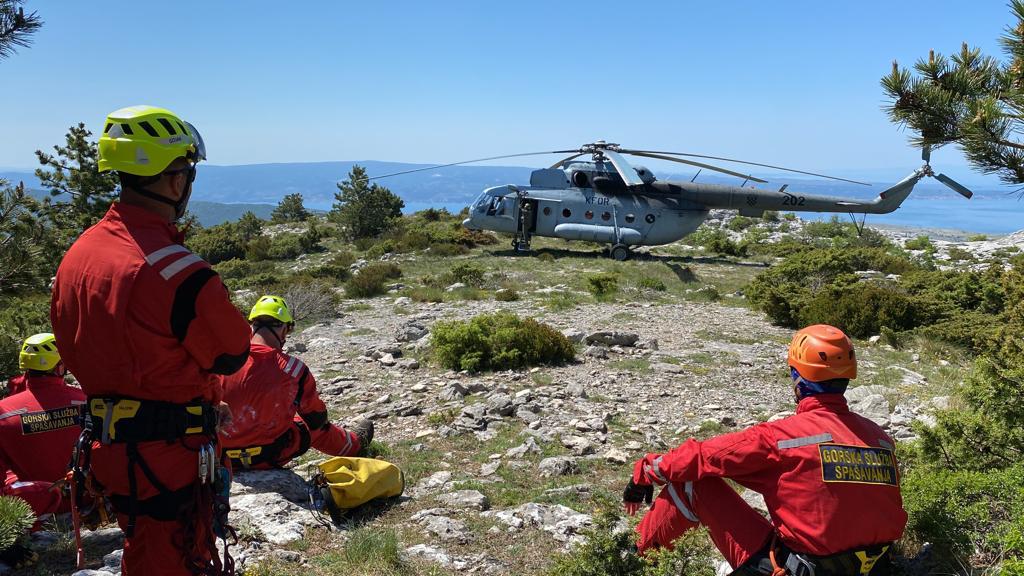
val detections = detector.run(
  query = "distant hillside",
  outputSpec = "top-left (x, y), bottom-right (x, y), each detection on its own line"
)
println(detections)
top-left (187, 201), bottom-right (275, 226)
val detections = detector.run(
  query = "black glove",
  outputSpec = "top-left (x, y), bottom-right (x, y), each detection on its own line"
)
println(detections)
top-left (623, 479), bottom-right (654, 505)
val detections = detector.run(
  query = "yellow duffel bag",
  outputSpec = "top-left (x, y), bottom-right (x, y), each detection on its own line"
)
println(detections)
top-left (316, 457), bottom-right (404, 521)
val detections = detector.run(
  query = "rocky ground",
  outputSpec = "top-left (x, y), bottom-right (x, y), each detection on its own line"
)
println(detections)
top-left (19, 212), bottom-right (1008, 576)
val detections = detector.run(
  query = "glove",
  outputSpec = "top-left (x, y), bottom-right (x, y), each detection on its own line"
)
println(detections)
top-left (622, 479), bottom-right (653, 516)
top-left (631, 453), bottom-right (667, 486)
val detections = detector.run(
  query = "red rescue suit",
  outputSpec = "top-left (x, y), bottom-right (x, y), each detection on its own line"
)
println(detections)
top-left (636, 394), bottom-right (907, 569)
top-left (220, 343), bottom-right (360, 468)
top-left (0, 374), bottom-right (85, 520)
top-left (6, 374), bottom-right (27, 396)
top-left (51, 203), bottom-right (250, 576)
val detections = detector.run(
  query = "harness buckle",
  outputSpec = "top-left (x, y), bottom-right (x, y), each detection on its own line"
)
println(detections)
top-left (785, 553), bottom-right (817, 576)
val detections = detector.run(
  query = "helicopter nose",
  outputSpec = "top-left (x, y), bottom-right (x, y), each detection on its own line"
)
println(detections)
top-left (462, 217), bottom-right (478, 230)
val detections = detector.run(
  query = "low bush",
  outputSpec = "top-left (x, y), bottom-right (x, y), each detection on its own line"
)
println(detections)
top-left (798, 282), bottom-right (922, 338)
top-left (268, 233), bottom-right (304, 260)
top-left (432, 311), bottom-right (575, 372)
top-left (345, 263), bottom-right (402, 299)
top-left (638, 277), bottom-right (667, 292)
top-left (495, 288), bottom-right (520, 301)
top-left (445, 262), bottom-right (486, 288)
top-left (586, 273), bottom-right (619, 300)
top-left (548, 508), bottom-right (717, 576)
top-left (408, 286), bottom-right (444, 303)
top-left (904, 235), bottom-right (934, 251)
top-left (245, 236), bottom-right (272, 261)
top-left (187, 223), bottom-right (245, 264)
top-left (726, 215), bottom-right (757, 231)
top-left (280, 279), bottom-right (339, 323)
top-left (311, 250), bottom-right (356, 281)
top-left (429, 243), bottom-right (468, 257)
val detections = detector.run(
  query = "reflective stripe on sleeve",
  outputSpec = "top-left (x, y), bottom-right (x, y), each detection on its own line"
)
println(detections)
top-left (666, 482), bottom-right (699, 523)
top-left (284, 357), bottom-right (297, 375)
top-left (159, 254), bottom-right (204, 280)
top-left (777, 432), bottom-right (833, 450)
top-left (0, 408), bottom-right (27, 421)
top-left (650, 456), bottom-right (668, 484)
top-left (290, 359), bottom-right (305, 378)
top-left (144, 244), bottom-right (189, 265)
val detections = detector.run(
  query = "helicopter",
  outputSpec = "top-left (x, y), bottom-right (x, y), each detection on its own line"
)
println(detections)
top-left (370, 141), bottom-right (972, 260)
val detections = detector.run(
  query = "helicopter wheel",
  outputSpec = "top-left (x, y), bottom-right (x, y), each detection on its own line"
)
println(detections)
top-left (610, 244), bottom-right (630, 261)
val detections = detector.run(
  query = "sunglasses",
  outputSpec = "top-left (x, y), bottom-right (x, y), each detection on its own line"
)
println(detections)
top-left (163, 165), bottom-right (197, 183)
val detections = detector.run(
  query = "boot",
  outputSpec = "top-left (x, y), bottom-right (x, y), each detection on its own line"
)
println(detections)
top-left (351, 419), bottom-right (374, 456)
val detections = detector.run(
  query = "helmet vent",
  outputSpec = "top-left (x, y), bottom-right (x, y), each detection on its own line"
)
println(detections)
top-left (176, 121), bottom-right (188, 135)
top-left (119, 123), bottom-right (134, 136)
top-left (104, 123), bottom-right (113, 134)
top-left (158, 118), bottom-right (177, 135)
top-left (818, 352), bottom-right (828, 362)
top-left (138, 121), bottom-right (160, 137)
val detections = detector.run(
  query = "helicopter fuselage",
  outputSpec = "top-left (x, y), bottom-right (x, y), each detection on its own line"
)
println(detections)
top-left (462, 161), bottom-right (709, 250)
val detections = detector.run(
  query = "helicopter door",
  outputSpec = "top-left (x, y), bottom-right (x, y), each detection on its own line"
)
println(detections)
top-left (519, 199), bottom-right (538, 233)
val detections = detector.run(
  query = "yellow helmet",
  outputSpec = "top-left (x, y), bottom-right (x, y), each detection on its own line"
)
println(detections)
top-left (98, 105), bottom-right (206, 177)
top-left (18, 333), bottom-right (61, 372)
top-left (248, 295), bottom-right (294, 326)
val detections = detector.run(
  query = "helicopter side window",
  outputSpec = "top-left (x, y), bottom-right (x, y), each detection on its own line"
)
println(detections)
top-left (625, 214), bottom-right (636, 223)
top-left (562, 208), bottom-right (572, 218)
top-left (645, 214), bottom-right (656, 224)
top-left (601, 212), bottom-right (611, 221)
top-left (584, 210), bottom-right (593, 220)
top-left (543, 206), bottom-right (551, 216)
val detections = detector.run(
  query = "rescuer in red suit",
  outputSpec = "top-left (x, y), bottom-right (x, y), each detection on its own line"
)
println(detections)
top-left (220, 295), bottom-right (373, 470)
top-left (624, 325), bottom-right (907, 576)
top-left (0, 333), bottom-right (85, 520)
top-left (51, 106), bottom-right (251, 576)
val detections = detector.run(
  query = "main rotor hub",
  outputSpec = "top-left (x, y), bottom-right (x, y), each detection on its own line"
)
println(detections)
top-left (580, 140), bottom-right (620, 162)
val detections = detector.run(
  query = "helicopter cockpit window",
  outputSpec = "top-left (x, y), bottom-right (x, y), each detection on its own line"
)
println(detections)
top-left (571, 171), bottom-right (590, 188)
top-left (486, 195), bottom-right (507, 216)
top-left (625, 213), bottom-right (636, 223)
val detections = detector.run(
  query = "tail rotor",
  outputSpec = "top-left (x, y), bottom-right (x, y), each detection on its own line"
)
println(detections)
top-left (921, 145), bottom-right (973, 199)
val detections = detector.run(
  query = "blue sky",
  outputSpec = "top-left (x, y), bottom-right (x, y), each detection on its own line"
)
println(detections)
top-left (0, 1), bottom-right (1015, 185)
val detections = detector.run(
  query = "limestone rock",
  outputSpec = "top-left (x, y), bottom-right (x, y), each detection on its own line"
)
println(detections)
top-left (438, 489), bottom-right (490, 511)
top-left (229, 492), bottom-right (308, 545)
top-left (539, 456), bottom-right (579, 477)
top-left (232, 468), bottom-right (309, 503)
top-left (585, 331), bottom-right (640, 347)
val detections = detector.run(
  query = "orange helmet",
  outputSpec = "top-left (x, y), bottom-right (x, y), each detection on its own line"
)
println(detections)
top-left (787, 324), bottom-right (857, 382)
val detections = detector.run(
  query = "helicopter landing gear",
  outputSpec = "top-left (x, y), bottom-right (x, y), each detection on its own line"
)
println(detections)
top-left (610, 244), bottom-right (631, 261)
top-left (512, 238), bottom-right (532, 252)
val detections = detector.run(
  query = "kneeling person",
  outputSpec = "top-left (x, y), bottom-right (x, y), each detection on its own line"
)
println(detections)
top-left (221, 296), bottom-right (373, 469)
top-left (0, 334), bottom-right (85, 520)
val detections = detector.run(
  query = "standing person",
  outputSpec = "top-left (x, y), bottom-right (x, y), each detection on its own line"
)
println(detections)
top-left (51, 105), bottom-right (251, 576)
top-left (0, 333), bottom-right (85, 521)
top-left (624, 325), bottom-right (906, 575)
top-left (220, 296), bottom-right (373, 469)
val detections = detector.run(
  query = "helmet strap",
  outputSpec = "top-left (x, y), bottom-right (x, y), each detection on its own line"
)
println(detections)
top-left (253, 321), bottom-right (286, 349)
top-left (792, 368), bottom-right (828, 399)
top-left (122, 165), bottom-right (196, 221)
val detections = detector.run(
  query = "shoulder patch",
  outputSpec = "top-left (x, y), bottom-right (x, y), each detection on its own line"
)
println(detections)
top-left (819, 443), bottom-right (898, 486)
top-left (19, 406), bottom-right (82, 435)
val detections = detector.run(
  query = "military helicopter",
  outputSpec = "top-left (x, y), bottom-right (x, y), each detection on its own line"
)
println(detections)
top-left (370, 141), bottom-right (972, 260)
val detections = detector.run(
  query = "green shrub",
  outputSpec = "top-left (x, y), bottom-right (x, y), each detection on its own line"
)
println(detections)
top-left (432, 311), bottom-right (575, 372)
top-left (0, 295), bottom-right (51, 380)
top-left (311, 250), bottom-right (356, 281)
top-left (902, 465), bottom-right (1024, 570)
top-left (968, 233), bottom-right (989, 242)
top-left (762, 210), bottom-right (780, 222)
top-left (429, 243), bottom-right (469, 257)
top-left (213, 258), bottom-right (258, 280)
top-left (245, 236), bottom-right (272, 261)
top-left (0, 495), bottom-right (34, 550)
top-left (408, 286), bottom-right (444, 303)
top-left (445, 262), bottom-right (486, 288)
top-left (548, 508), bottom-right (717, 576)
top-left (904, 235), bottom-right (934, 251)
top-left (494, 288), bottom-right (520, 301)
top-left (345, 263), bottom-right (401, 299)
top-left (299, 225), bottom-right (323, 253)
top-left (727, 215), bottom-right (757, 231)
top-left (638, 277), bottom-right (667, 292)
top-left (586, 273), bottom-right (619, 300)
top-left (537, 252), bottom-right (556, 262)
top-left (703, 229), bottom-right (746, 257)
top-left (798, 282), bottom-right (922, 338)
top-left (268, 233), bottom-right (304, 260)
top-left (186, 224), bottom-right (245, 264)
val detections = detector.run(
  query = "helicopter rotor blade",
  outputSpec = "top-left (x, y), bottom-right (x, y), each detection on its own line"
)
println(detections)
top-left (366, 150), bottom-right (580, 180)
top-left (550, 153), bottom-right (583, 169)
top-left (621, 149), bottom-right (871, 186)
top-left (934, 173), bottom-right (974, 199)
top-left (626, 151), bottom-right (768, 184)
top-left (602, 149), bottom-right (645, 187)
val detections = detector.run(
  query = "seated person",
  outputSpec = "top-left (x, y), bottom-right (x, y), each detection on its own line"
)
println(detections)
top-left (220, 296), bottom-right (373, 469)
top-left (0, 333), bottom-right (86, 521)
